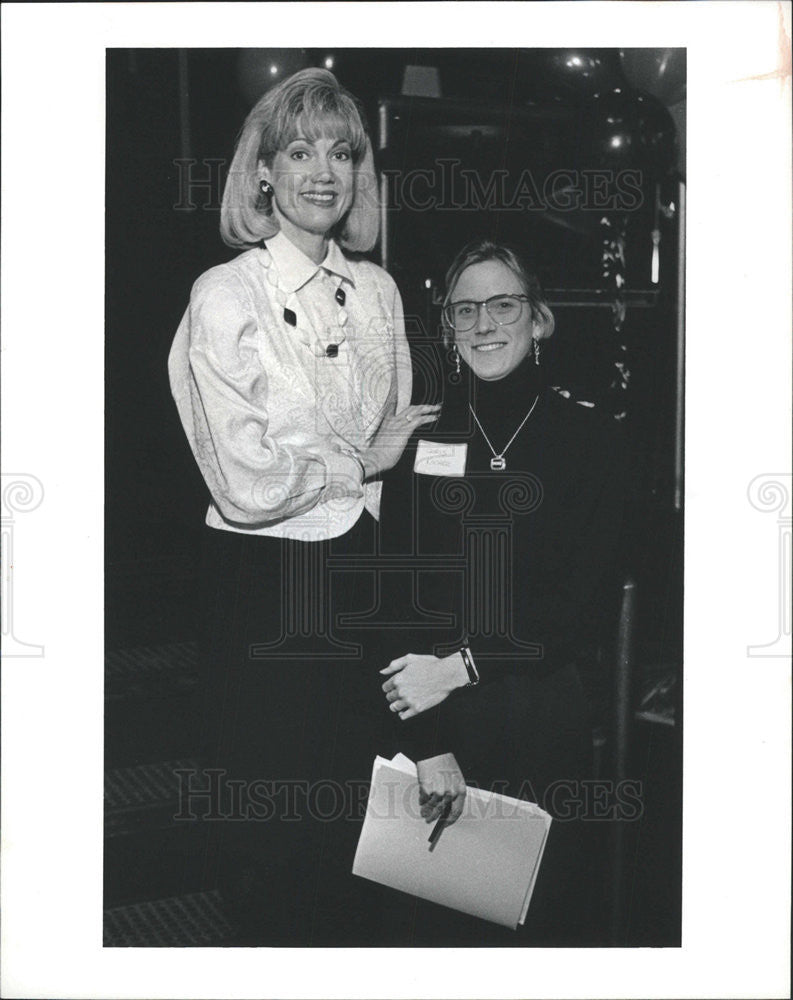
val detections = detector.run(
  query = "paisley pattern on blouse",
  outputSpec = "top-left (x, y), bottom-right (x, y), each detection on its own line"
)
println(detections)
top-left (168, 231), bottom-right (411, 538)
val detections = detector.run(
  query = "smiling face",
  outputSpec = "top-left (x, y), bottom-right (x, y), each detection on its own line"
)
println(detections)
top-left (450, 259), bottom-right (537, 381)
top-left (260, 128), bottom-right (355, 253)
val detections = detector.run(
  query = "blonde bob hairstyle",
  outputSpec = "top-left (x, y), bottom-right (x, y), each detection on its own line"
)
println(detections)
top-left (220, 67), bottom-right (379, 252)
top-left (441, 239), bottom-right (555, 348)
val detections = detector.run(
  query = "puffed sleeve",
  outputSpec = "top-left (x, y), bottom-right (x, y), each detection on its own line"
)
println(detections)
top-left (168, 268), bottom-right (364, 526)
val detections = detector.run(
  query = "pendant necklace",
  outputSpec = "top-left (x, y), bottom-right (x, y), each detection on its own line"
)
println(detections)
top-left (260, 241), bottom-right (348, 357)
top-left (468, 393), bottom-right (540, 471)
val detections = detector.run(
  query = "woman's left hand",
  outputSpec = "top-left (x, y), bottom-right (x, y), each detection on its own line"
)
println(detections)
top-left (380, 652), bottom-right (468, 720)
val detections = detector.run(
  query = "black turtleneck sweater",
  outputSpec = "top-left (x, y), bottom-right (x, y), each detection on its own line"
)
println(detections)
top-left (376, 356), bottom-right (626, 777)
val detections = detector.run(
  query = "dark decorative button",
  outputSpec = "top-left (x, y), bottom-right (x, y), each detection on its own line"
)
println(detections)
top-left (335, 287), bottom-right (346, 306)
top-left (325, 344), bottom-right (339, 358)
top-left (283, 307), bottom-right (297, 327)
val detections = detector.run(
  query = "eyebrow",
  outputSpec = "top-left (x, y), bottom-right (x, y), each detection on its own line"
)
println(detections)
top-left (286, 136), bottom-right (351, 148)
top-left (451, 293), bottom-right (522, 301)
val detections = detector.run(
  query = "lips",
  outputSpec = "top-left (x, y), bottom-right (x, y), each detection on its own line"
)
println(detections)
top-left (472, 342), bottom-right (507, 352)
top-left (301, 191), bottom-right (337, 206)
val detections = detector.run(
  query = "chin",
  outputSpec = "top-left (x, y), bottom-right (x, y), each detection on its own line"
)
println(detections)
top-left (468, 356), bottom-right (516, 380)
top-left (300, 212), bottom-right (341, 234)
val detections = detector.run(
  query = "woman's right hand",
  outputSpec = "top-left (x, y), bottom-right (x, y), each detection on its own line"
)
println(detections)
top-left (360, 403), bottom-right (440, 478)
top-left (416, 753), bottom-right (466, 825)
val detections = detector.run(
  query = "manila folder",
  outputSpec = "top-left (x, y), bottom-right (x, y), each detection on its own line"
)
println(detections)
top-left (352, 755), bottom-right (551, 929)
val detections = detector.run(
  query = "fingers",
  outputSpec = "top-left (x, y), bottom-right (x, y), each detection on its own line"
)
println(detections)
top-left (394, 404), bottom-right (441, 426)
top-left (447, 788), bottom-right (466, 825)
top-left (401, 404), bottom-right (441, 417)
top-left (421, 791), bottom-right (465, 824)
top-left (410, 415), bottom-right (441, 431)
top-left (420, 791), bottom-right (446, 821)
top-left (421, 789), bottom-right (465, 824)
top-left (409, 408), bottom-right (441, 429)
top-left (379, 656), bottom-right (409, 676)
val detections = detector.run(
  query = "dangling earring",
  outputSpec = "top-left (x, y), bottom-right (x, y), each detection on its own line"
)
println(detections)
top-left (451, 344), bottom-right (461, 376)
top-left (258, 179), bottom-right (274, 210)
top-left (533, 337), bottom-right (541, 366)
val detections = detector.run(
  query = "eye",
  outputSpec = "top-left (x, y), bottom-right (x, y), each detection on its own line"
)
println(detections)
top-left (290, 148), bottom-right (310, 161)
top-left (493, 297), bottom-right (513, 312)
top-left (332, 147), bottom-right (351, 162)
top-left (455, 303), bottom-right (474, 316)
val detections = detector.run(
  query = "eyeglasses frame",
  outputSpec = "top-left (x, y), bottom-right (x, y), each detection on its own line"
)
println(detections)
top-left (443, 293), bottom-right (533, 333)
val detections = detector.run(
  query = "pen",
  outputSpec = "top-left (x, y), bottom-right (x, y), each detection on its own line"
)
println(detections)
top-left (428, 799), bottom-right (453, 852)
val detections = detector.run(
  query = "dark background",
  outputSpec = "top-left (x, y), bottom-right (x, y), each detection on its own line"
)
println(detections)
top-left (105, 48), bottom-right (683, 947)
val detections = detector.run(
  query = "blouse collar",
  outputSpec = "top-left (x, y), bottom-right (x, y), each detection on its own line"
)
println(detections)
top-left (264, 230), bottom-right (355, 294)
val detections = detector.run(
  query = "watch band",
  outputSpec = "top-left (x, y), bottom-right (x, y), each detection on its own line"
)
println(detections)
top-left (459, 645), bottom-right (479, 687)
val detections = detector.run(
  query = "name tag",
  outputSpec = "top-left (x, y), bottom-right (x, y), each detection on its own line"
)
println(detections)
top-left (413, 440), bottom-right (468, 477)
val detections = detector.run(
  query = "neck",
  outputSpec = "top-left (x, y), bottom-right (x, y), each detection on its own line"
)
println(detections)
top-left (468, 355), bottom-right (544, 415)
top-left (278, 219), bottom-right (329, 265)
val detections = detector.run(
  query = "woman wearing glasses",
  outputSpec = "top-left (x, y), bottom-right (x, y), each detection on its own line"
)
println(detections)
top-left (378, 239), bottom-right (626, 945)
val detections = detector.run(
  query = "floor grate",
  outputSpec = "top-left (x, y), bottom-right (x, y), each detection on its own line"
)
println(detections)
top-left (103, 889), bottom-right (231, 947)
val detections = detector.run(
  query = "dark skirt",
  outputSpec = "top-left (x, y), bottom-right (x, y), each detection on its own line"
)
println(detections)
top-left (193, 513), bottom-right (395, 946)
top-left (192, 516), bottom-right (600, 946)
top-left (382, 663), bottom-right (600, 947)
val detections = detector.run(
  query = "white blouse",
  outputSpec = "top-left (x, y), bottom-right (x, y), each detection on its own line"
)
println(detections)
top-left (168, 231), bottom-right (412, 539)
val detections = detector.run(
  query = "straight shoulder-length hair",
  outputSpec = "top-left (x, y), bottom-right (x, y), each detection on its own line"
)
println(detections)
top-left (220, 67), bottom-right (379, 252)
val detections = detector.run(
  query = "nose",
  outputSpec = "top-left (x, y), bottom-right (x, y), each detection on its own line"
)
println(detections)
top-left (313, 152), bottom-right (335, 183)
top-left (474, 302), bottom-right (495, 335)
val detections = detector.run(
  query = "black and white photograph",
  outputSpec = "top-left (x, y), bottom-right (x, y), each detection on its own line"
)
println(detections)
top-left (104, 45), bottom-right (685, 949)
top-left (1, 3), bottom-right (790, 999)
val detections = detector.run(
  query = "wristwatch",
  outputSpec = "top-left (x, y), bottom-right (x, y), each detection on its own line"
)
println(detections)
top-left (459, 645), bottom-right (479, 687)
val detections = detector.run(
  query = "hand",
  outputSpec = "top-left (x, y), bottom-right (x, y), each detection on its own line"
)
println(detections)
top-left (360, 403), bottom-right (440, 478)
top-left (416, 753), bottom-right (466, 824)
top-left (380, 652), bottom-right (468, 720)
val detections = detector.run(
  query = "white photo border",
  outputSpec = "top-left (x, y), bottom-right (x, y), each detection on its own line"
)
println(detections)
top-left (1, 3), bottom-right (791, 998)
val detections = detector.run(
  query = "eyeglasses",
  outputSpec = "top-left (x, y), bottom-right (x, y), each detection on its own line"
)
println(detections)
top-left (443, 294), bottom-right (531, 333)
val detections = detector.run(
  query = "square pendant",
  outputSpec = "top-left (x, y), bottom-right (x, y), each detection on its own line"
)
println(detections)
top-left (490, 456), bottom-right (506, 471)
top-left (283, 307), bottom-right (297, 327)
top-left (335, 287), bottom-right (346, 306)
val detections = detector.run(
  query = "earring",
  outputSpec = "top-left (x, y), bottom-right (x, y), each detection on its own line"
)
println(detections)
top-left (258, 179), bottom-right (274, 210)
top-left (451, 344), bottom-right (461, 376)
top-left (533, 337), bottom-right (541, 366)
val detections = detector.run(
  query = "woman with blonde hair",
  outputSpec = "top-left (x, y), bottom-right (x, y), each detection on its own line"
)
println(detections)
top-left (169, 67), bottom-right (437, 945)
